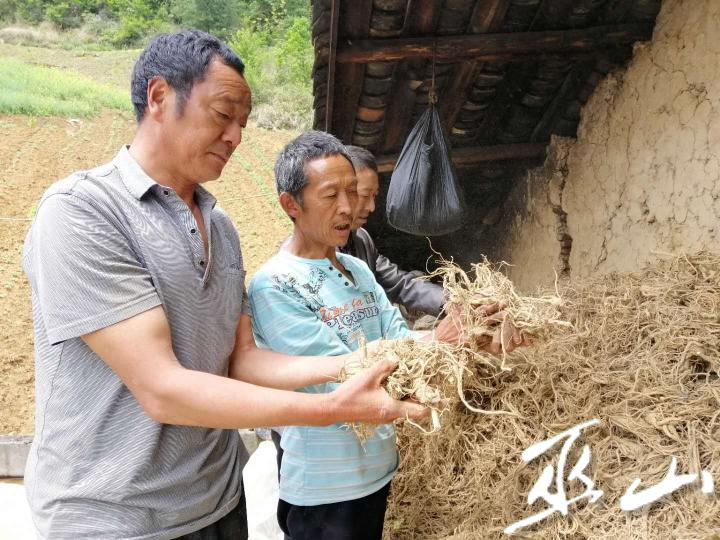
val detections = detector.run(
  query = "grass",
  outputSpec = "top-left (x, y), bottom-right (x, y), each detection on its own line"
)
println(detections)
top-left (0, 56), bottom-right (130, 117)
top-left (0, 23), bottom-right (117, 51)
top-left (0, 43), bottom-right (140, 89)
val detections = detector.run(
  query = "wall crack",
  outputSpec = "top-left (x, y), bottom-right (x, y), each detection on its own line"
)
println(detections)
top-left (546, 138), bottom-right (574, 279)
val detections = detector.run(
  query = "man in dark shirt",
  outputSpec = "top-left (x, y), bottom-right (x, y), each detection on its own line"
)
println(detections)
top-left (341, 146), bottom-right (445, 317)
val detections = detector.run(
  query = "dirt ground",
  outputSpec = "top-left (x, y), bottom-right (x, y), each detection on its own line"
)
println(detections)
top-left (0, 110), bottom-right (294, 434)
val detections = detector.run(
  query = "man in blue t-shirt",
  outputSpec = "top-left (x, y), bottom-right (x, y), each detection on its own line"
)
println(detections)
top-left (249, 131), bottom-right (525, 540)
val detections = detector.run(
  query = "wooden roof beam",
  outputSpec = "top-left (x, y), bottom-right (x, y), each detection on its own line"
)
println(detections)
top-left (380, 0), bottom-right (442, 153)
top-left (375, 142), bottom-right (547, 173)
top-left (329, 2), bottom-right (373, 142)
top-left (468, 0), bottom-right (512, 34)
top-left (323, 0), bottom-right (340, 132)
top-left (335, 22), bottom-right (653, 64)
top-left (438, 0), bottom-right (512, 135)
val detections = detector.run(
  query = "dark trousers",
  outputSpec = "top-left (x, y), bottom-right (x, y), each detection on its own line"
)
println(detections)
top-left (174, 492), bottom-right (248, 540)
top-left (272, 431), bottom-right (390, 540)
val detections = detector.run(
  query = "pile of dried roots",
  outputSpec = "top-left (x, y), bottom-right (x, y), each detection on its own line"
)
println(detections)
top-left (340, 259), bottom-right (571, 435)
top-left (381, 252), bottom-right (720, 539)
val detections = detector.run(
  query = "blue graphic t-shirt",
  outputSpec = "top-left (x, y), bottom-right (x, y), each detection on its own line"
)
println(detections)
top-left (248, 250), bottom-right (414, 505)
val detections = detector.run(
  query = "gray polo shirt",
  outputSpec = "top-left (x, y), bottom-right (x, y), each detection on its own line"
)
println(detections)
top-left (22, 146), bottom-right (250, 539)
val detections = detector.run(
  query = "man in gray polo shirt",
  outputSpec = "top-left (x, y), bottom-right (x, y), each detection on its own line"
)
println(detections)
top-left (22, 30), bottom-right (428, 540)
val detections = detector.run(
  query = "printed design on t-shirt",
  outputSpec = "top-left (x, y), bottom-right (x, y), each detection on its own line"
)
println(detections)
top-left (269, 265), bottom-right (382, 348)
top-left (320, 296), bottom-right (380, 346)
top-left (301, 266), bottom-right (327, 299)
top-left (270, 269), bottom-right (326, 312)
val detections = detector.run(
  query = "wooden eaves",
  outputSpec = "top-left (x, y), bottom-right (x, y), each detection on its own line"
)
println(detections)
top-left (335, 22), bottom-right (653, 64)
top-left (318, 5), bottom-right (655, 170)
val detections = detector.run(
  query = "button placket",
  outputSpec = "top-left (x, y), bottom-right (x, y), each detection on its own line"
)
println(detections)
top-left (178, 205), bottom-right (204, 273)
top-left (157, 186), bottom-right (210, 281)
top-left (200, 206), bottom-right (213, 286)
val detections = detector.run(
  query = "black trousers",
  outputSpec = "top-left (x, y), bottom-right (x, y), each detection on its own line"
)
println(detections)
top-left (272, 430), bottom-right (390, 540)
top-left (174, 492), bottom-right (248, 540)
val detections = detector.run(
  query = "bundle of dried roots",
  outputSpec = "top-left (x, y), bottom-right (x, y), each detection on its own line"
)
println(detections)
top-left (384, 252), bottom-right (720, 539)
top-left (339, 258), bottom-right (571, 437)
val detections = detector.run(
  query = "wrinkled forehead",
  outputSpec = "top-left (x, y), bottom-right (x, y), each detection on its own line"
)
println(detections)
top-left (197, 59), bottom-right (252, 105)
top-left (305, 155), bottom-right (357, 187)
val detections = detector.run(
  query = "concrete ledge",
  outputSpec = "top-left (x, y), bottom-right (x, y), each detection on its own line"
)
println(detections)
top-left (0, 436), bottom-right (33, 478)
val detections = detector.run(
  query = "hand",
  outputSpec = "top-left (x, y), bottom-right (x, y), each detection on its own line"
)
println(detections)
top-left (431, 304), bottom-right (464, 344)
top-left (433, 303), bottom-right (530, 355)
top-left (433, 302), bottom-right (503, 345)
top-left (329, 358), bottom-right (429, 424)
top-left (477, 308), bottom-right (531, 355)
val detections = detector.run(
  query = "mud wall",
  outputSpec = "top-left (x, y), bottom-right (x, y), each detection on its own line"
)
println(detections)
top-left (489, 0), bottom-right (720, 292)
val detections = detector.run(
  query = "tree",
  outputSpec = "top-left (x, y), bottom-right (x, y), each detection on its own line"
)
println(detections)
top-left (170, 0), bottom-right (239, 39)
top-left (277, 16), bottom-right (312, 87)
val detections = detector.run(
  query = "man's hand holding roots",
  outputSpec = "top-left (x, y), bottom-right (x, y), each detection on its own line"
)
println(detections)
top-left (335, 302), bottom-right (533, 438)
top-left (332, 353), bottom-right (430, 434)
top-left (335, 261), bottom-right (569, 437)
top-left (434, 302), bottom-right (531, 353)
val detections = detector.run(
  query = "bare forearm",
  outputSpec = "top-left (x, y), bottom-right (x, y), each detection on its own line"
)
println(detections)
top-left (153, 366), bottom-right (339, 428)
top-left (81, 308), bottom-right (426, 429)
top-left (229, 347), bottom-right (345, 390)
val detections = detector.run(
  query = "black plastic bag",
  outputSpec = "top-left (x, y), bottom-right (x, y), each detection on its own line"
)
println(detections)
top-left (386, 104), bottom-right (465, 236)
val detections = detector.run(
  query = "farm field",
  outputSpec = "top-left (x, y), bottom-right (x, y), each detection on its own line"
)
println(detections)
top-left (0, 42), bottom-right (140, 90)
top-left (0, 45), bottom-right (295, 434)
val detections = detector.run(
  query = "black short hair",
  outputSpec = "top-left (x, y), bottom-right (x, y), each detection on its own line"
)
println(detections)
top-left (274, 131), bottom-right (354, 208)
top-left (345, 145), bottom-right (378, 173)
top-left (131, 29), bottom-right (245, 122)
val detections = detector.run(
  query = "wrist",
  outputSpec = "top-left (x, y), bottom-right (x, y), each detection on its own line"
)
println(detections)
top-left (323, 388), bottom-right (344, 424)
top-left (329, 354), bottom-right (346, 381)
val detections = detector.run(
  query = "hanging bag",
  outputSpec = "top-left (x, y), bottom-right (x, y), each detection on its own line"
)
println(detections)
top-left (385, 102), bottom-right (466, 236)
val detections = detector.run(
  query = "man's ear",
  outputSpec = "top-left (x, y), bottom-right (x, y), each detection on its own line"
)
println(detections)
top-left (146, 77), bottom-right (173, 122)
top-left (279, 192), bottom-right (302, 220)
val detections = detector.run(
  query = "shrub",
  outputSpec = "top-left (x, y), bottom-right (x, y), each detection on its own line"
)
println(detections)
top-left (77, 11), bottom-right (122, 43)
top-left (169, 0), bottom-right (239, 40)
top-left (0, 0), bottom-right (19, 23)
top-left (44, 2), bottom-right (85, 28)
top-left (276, 16), bottom-right (312, 88)
top-left (15, 0), bottom-right (47, 24)
top-left (229, 25), bottom-right (271, 99)
top-left (228, 9), bottom-right (313, 130)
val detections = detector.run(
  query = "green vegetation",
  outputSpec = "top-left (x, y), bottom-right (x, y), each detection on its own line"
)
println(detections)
top-left (0, 43), bottom-right (139, 88)
top-left (0, 0), bottom-right (314, 128)
top-left (229, 3), bottom-right (313, 129)
top-left (0, 0), bottom-right (309, 50)
top-left (0, 56), bottom-right (130, 116)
